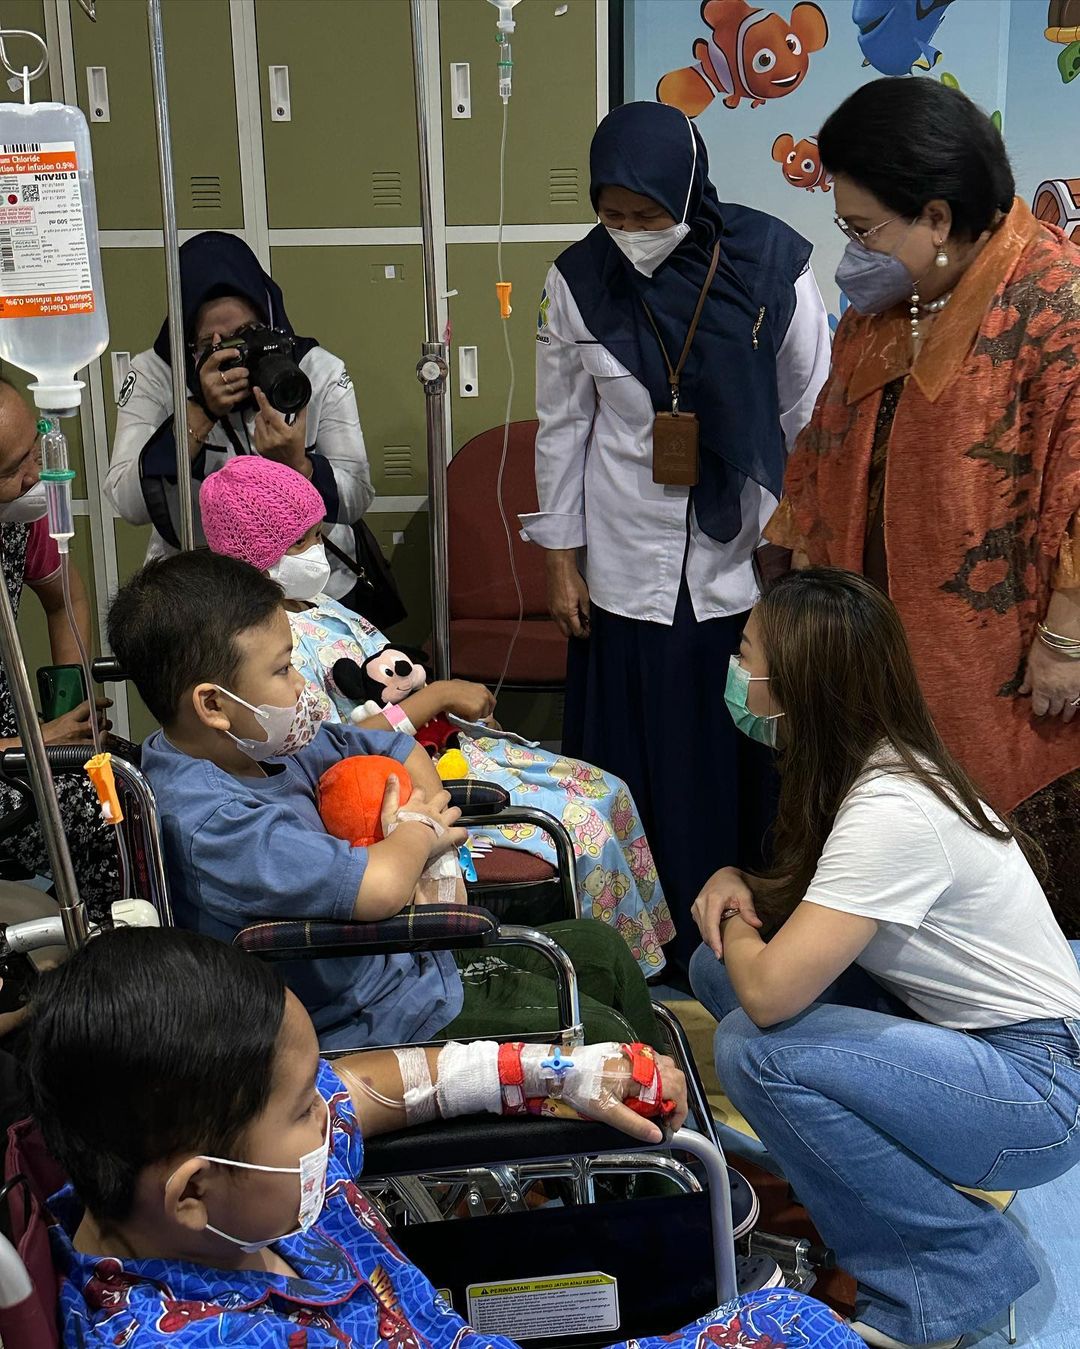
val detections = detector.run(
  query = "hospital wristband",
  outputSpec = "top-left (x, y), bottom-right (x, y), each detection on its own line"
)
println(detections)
top-left (382, 702), bottom-right (417, 734)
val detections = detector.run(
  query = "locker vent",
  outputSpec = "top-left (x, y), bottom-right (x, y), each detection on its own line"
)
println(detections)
top-left (549, 167), bottom-right (579, 207)
top-left (372, 170), bottom-right (403, 210)
top-left (190, 175), bottom-right (222, 211)
top-left (383, 446), bottom-right (413, 479)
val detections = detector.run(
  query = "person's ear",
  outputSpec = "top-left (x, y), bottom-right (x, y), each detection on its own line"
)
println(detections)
top-left (922, 198), bottom-right (953, 241)
top-left (190, 682), bottom-right (233, 733)
top-left (162, 1156), bottom-right (213, 1235)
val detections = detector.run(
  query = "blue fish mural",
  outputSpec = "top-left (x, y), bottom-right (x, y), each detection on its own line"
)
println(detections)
top-left (852, 0), bottom-right (959, 76)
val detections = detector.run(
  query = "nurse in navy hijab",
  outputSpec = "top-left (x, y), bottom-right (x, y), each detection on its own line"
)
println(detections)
top-left (521, 101), bottom-right (831, 978)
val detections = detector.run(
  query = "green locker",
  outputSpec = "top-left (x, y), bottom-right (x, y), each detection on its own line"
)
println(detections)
top-left (441, 0), bottom-right (595, 226)
top-left (113, 518), bottom-right (156, 742)
top-left (71, 0), bottom-right (243, 231)
top-left (255, 0), bottom-right (420, 229)
top-left (446, 241), bottom-right (555, 449)
top-left (269, 245), bottom-right (428, 496)
top-left (0, 5), bottom-right (46, 104)
top-left (366, 509), bottom-right (431, 648)
top-left (99, 247), bottom-right (168, 446)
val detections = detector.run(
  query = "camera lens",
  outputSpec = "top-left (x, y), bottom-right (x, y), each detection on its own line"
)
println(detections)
top-left (253, 354), bottom-right (312, 415)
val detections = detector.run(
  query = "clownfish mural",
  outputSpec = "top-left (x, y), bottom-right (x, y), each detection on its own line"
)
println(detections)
top-left (771, 134), bottom-right (832, 192)
top-left (656, 0), bottom-right (829, 117)
top-left (851, 0), bottom-right (959, 77)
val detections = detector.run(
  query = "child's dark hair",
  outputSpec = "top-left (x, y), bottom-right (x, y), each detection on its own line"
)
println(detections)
top-left (107, 551), bottom-right (283, 725)
top-left (29, 928), bottom-right (286, 1222)
top-left (818, 78), bottom-right (1014, 241)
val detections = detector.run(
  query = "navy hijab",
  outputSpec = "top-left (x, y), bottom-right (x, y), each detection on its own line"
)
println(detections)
top-left (151, 231), bottom-right (317, 400)
top-left (556, 102), bottom-right (812, 543)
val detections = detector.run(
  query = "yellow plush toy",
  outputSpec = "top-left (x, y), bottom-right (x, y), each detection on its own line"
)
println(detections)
top-left (436, 748), bottom-right (469, 781)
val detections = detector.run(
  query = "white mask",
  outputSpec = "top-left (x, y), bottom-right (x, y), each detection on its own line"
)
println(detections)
top-left (603, 113), bottom-right (697, 278)
top-left (269, 542), bottom-right (331, 603)
top-left (216, 681), bottom-right (325, 762)
top-left (198, 1095), bottom-right (330, 1253)
top-left (606, 221), bottom-right (691, 277)
top-left (0, 480), bottom-right (47, 524)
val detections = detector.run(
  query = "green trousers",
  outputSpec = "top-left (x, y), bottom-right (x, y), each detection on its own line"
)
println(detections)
top-left (442, 918), bottom-right (659, 1045)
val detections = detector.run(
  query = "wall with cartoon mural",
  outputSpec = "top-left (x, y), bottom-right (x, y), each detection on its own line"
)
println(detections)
top-left (625, 0), bottom-right (1077, 315)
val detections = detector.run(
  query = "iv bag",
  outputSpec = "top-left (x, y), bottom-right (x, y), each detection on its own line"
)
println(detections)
top-left (0, 100), bottom-right (108, 415)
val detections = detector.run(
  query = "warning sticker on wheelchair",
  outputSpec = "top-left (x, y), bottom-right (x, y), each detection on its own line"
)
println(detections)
top-left (466, 1272), bottom-right (618, 1339)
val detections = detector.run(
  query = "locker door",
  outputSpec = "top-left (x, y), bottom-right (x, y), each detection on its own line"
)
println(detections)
top-left (256, 0), bottom-right (419, 229)
top-left (268, 245), bottom-right (428, 497)
top-left (446, 241), bottom-right (557, 449)
top-left (99, 247), bottom-right (167, 447)
top-left (441, 0), bottom-right (595, 226)
top-left (70, 0), bottom-right (243, 230)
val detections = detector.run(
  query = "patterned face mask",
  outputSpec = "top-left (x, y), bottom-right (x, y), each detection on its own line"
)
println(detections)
top-left (216, 681), bottom-right (326, 762)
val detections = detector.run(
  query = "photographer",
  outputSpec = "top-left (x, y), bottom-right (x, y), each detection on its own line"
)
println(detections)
top-left (105, 231), bottom-right (373, 598)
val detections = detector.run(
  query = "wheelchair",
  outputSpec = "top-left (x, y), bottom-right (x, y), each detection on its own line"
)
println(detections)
top-left (0, 705), bottom-right (795, 1347)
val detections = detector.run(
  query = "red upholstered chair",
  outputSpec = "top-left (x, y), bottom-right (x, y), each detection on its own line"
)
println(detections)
top-left (447, 420), bottom-right (567, 688)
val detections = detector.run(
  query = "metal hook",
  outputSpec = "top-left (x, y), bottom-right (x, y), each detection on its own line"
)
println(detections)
top-left (0, 28), bottom-right (48, 84)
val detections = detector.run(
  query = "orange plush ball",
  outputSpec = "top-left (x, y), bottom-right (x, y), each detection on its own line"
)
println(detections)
top-left (318, 756), bottom-right (413, 848)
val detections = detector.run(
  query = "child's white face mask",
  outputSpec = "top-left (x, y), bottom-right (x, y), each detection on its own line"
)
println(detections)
top-left (269, 542), bottom-right (331, 603)
top-left (195, 1094), bottom-right (331, 1253)
top-left (215, 682), bottom-right (324, 762)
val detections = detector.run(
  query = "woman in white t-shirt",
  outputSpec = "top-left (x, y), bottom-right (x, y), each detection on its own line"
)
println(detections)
top-left (688, 568), bottom-right (1080, 1349)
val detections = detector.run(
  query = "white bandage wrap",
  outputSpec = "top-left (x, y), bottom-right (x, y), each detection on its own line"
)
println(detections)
top-left (394, 810), bottom-right (446, 838)
top-left (435, 1040), bottom-right (502, 1118)
top-left (425, 848), bottom-right (463, 904)
top-left (394, 1046), bottom-right (438, 1126)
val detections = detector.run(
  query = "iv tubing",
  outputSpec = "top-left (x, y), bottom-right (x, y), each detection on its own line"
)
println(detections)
top-left (59, 553), bottom-right (101, 756)
top-left (493, 97), bottom-right (524, 701)
top-left (0, 566), bottom-right (87, 950)
top-left (146, 0), bottom-right (195, 552)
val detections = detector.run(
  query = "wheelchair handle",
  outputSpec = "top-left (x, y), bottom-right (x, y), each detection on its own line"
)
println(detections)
top-left (91, 656), bottom-right (127, 683)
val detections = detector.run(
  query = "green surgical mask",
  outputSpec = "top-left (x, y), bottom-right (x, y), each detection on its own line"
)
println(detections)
top-left (724, 655), bottom-right (784, 748)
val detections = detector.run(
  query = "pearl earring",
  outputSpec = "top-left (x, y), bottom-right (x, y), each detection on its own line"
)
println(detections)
top-left (934, 242), bottom-right (949, 268)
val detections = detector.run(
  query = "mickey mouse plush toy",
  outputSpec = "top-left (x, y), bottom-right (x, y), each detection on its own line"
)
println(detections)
top-left (331, 646), bottom-right (459, 757)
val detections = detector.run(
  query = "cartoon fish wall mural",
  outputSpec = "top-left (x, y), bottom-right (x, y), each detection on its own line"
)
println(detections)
top-left (1047, 0), bottom-right (1080, 84)
top-left (657, 0), bottom-right (829, 117)
top-left (852, 0), bottom-right (959, 77)
top-left (772, 134), bottom-right (832, 191)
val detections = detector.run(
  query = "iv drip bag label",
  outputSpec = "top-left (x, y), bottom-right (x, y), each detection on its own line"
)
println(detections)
top-left (0, 142), bottom-right (94, 319)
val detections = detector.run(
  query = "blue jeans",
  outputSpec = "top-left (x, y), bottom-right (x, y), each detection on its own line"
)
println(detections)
top-left (689, 945), bottom-right (1080, 1345)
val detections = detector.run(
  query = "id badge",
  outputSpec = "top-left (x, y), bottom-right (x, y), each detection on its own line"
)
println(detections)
top-left (652, 411), bottom-right (700, 487)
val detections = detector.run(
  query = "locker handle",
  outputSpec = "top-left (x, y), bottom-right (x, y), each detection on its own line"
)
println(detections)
top-left (269, 65), bottom-right (291, 123)
top-left (450, 63), bottom-right (471, 119)
top-left (87, 66), bottom-right (109, 122)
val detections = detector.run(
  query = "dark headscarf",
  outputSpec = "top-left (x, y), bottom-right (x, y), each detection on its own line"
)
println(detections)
top-left (151, 231), bottom-right (317, 399)
top-left (556, 102), bottom-right (812, 542)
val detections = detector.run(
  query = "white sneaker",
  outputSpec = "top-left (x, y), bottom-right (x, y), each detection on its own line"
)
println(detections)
top-left (848, 1318), bottom-right (963, 1349)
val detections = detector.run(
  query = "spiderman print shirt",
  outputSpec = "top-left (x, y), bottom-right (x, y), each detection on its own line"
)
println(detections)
top-left (49, 1061), bottom-right (860, 1349)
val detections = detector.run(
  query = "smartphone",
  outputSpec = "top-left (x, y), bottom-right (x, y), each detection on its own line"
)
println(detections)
top-left (37, 664), bottom-right (87, 721)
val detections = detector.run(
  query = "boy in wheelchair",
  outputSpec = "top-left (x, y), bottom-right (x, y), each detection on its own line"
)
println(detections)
top-left (31, 927), bottom-right (858, 1347)
top-left (106, 551), bottom-right (658, 1051)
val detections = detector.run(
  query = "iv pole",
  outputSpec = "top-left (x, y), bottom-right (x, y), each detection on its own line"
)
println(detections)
top-left (146, 0), bottom-right (195, 552)
top-left (410, 0), bottom-right (452, 680)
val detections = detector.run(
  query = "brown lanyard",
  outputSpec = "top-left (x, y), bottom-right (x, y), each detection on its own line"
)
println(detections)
top-left (640, 241), bottom-right (722, 414)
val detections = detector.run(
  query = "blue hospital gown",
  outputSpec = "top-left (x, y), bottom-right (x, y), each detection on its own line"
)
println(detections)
top-left (288, 596), bottom-right (674, 975)
top-left (51, 1062), bottom-right (861, 1349)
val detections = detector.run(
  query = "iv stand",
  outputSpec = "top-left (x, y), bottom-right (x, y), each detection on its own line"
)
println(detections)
top-left (146, 0), bottom-right (194, 552)
top-left (410, 0), bottom-right (451, 679)
top-left (0, 578), bottom-right (87, 950)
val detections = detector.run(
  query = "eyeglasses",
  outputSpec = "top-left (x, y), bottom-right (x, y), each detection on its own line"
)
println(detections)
top-left (188, 322), bottom-right (258, 360)
top-left (833, 213), bottom-right (905, 246)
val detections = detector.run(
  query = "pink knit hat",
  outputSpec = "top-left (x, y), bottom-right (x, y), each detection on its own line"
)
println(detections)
top-left (200, 457), bottom-right (325, 571)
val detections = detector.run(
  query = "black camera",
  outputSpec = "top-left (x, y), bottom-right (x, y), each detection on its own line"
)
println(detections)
top-left (202, 324), bottom-right (312, 415)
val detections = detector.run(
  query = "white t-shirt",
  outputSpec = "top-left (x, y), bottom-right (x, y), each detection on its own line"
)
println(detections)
top-left (803, 765), bottom-right (1080, 1029)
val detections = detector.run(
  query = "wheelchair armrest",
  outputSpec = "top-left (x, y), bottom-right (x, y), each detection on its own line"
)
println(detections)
top-left (0, 745), bottom-right (95, 780)
top-left (443, 779), bottom-right (511, 818)
top-left (91, 656), bottom-right (127, 683)
top-left (361, 1113), bottom-right (639, 1177)
top-left (234, 903), bottom-right (499, 960)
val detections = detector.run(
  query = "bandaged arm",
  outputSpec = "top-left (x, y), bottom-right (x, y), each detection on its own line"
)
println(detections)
top-left (336, 1040), bottom-right (681, 1146)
